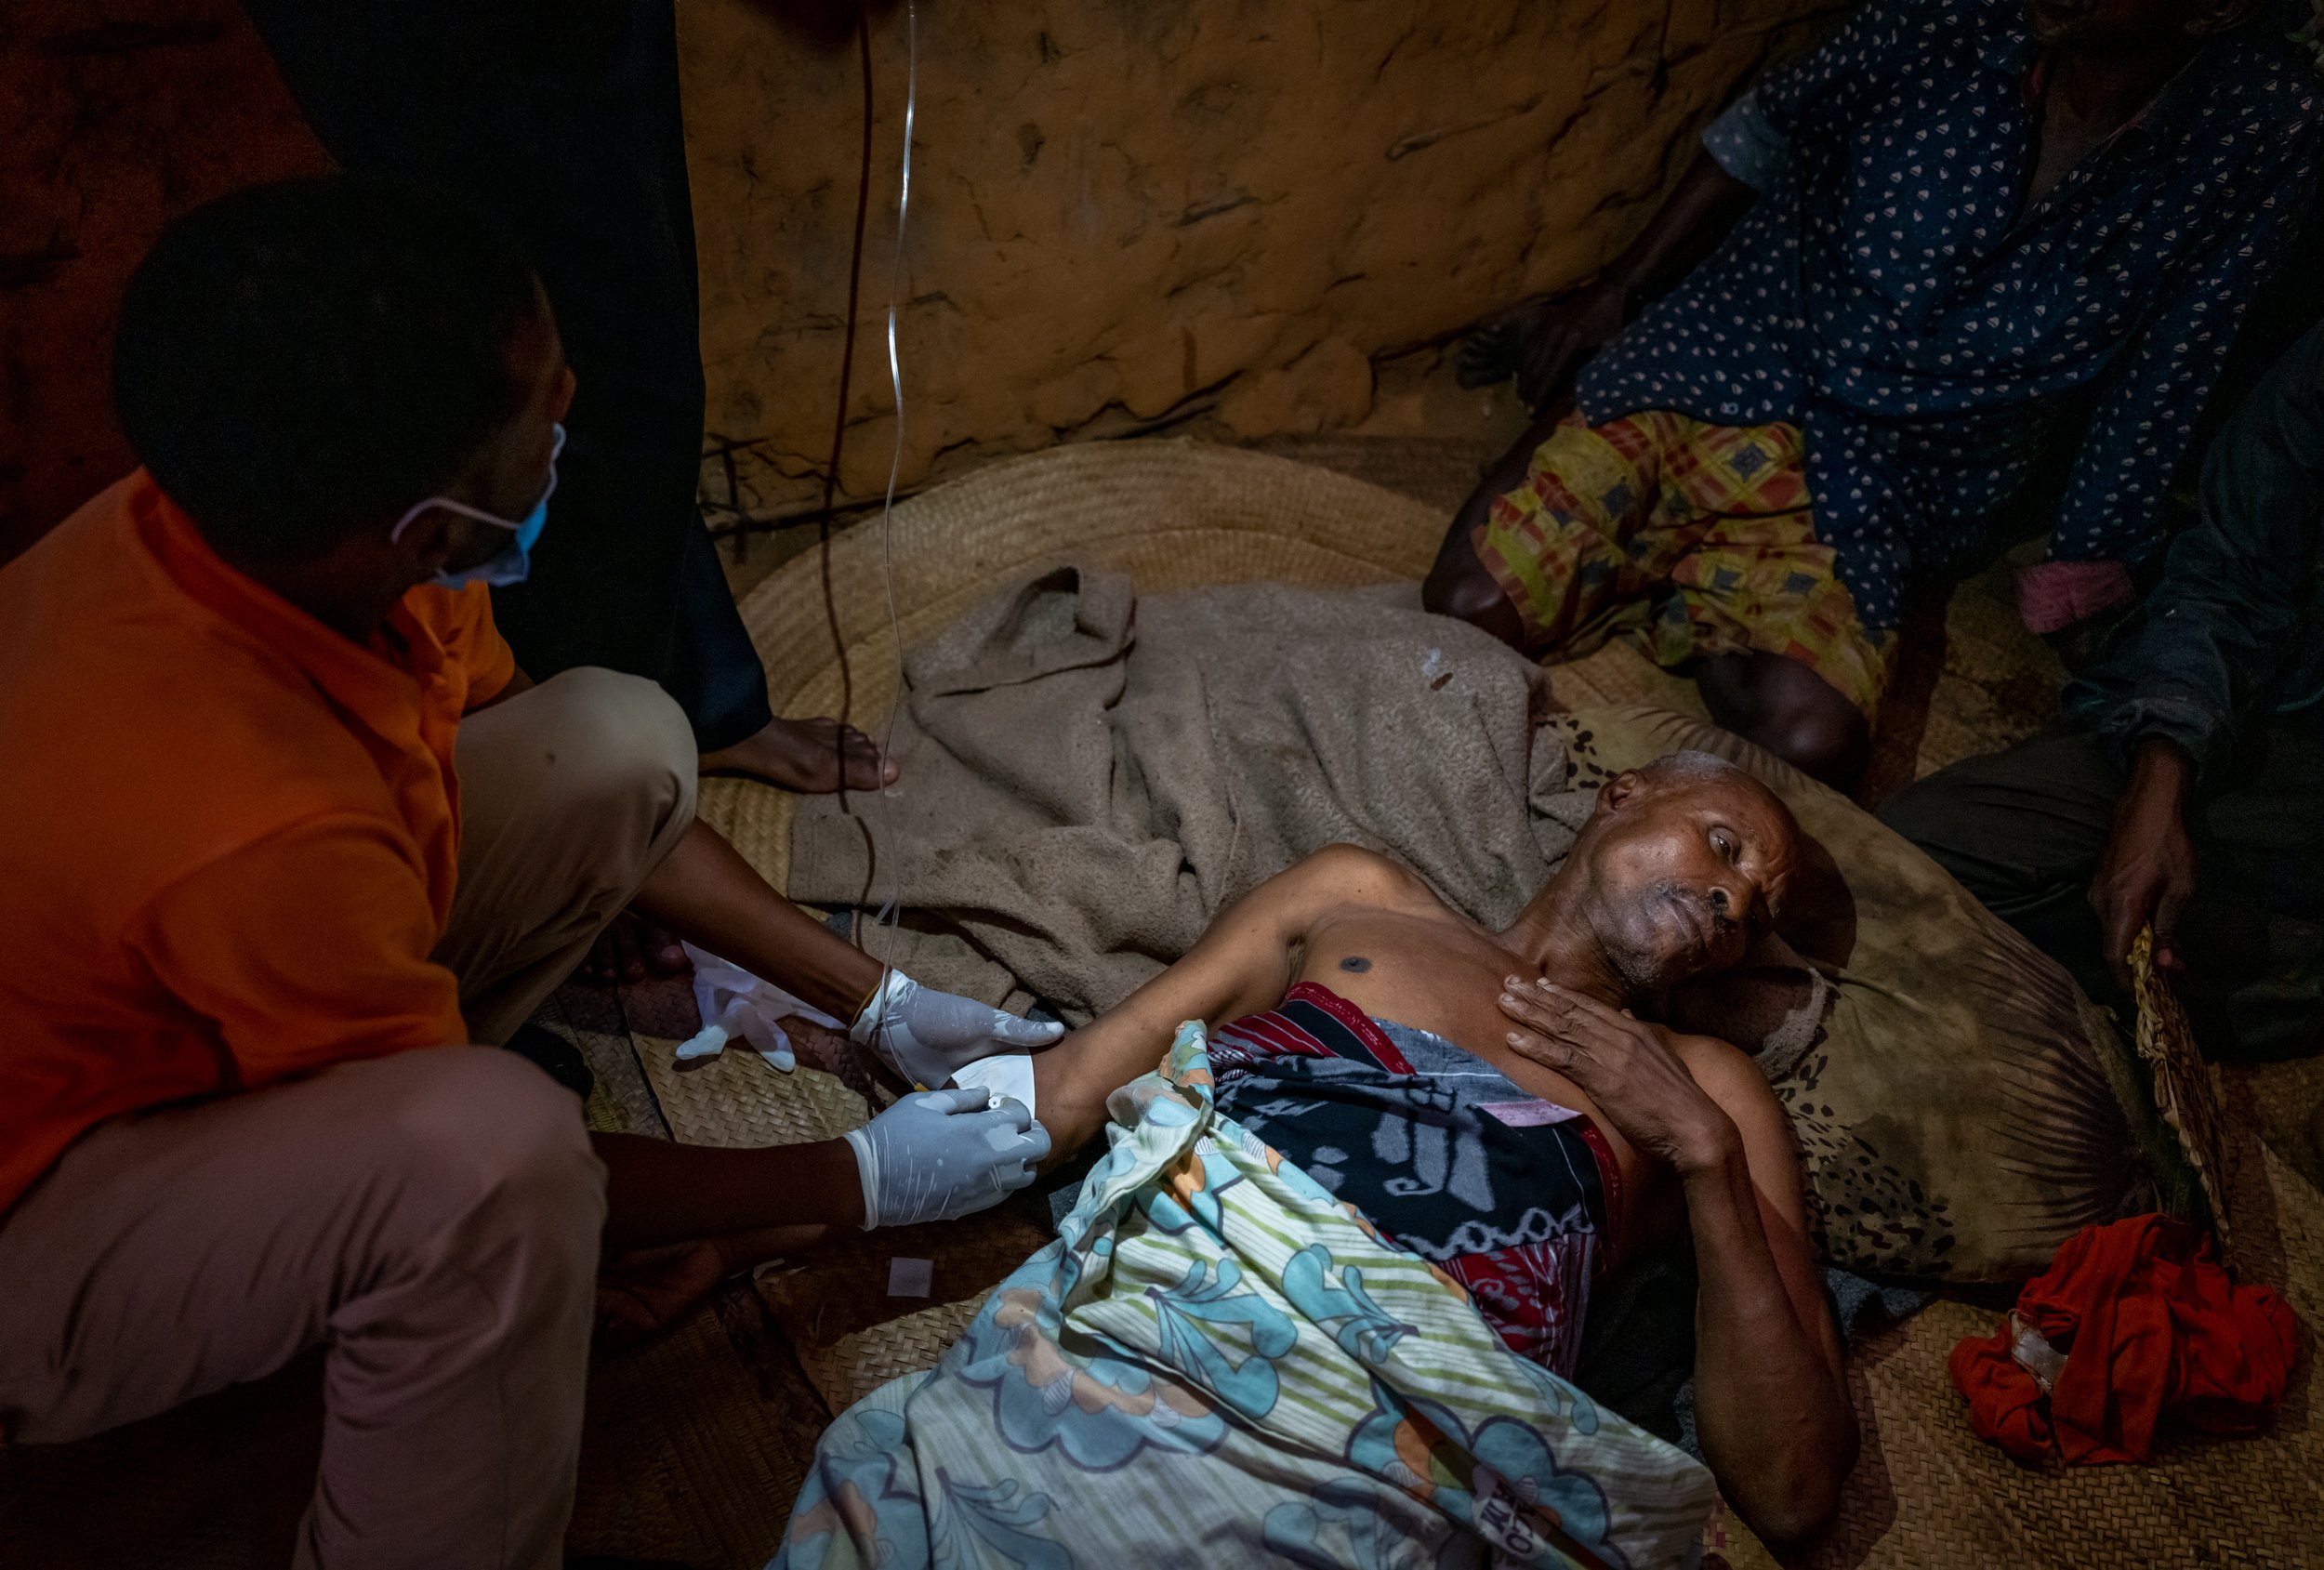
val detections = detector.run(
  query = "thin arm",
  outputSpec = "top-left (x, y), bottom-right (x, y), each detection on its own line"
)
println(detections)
top-left (1030, 844), bottom-right (1397, 1156)
top-left (1447, 156), bottom-right (1754, 539)
top-left (1682, 1052), bottom-right (1857, 1543)
top-left (629, 818), bottom-right (884, 1023)
top-left (591, 1129), bottom-right (860, 1253)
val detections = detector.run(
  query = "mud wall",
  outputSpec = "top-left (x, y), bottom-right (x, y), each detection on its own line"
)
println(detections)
top-left (681, 0), bottom-right (1842, 520)
top-left (1, 3), bottom-right (327, 557)
top-left (3, 0), bottom-right (1841, 555)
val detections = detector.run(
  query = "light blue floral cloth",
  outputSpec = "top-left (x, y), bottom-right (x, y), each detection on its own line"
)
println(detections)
top-left (774, 1023), bottom-right (1714, 1570)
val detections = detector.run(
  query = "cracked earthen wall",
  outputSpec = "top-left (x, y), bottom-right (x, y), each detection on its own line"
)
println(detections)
top-left (3, 0), bottom-right (1841, 555)
top-left (683, 0), bottom-right (1845, 520)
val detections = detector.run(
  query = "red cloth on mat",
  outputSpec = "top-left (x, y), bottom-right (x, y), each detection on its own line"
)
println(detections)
top-left (1950, 1215), bottom-right (2297, 1465)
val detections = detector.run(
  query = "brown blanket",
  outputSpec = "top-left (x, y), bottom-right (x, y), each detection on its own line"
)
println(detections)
top-left (787, 569), bottom-right (1597, 1021)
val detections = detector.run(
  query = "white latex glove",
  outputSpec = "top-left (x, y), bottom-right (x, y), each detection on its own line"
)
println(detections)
top-left (675, 943), bottom-right (841, 1072)
top-left (849, 970), bottom-right (1064, 1088)
top-left (842, 1086), bottom-right (1050, 1230)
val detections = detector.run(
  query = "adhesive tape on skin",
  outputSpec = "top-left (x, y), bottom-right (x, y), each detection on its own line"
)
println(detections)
top-left (949, 1051), bottom-right (1036, 1119)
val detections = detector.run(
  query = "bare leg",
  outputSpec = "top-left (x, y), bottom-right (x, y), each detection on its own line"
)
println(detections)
top-left (1695, 651), bottom-right (1869, 790)
top-left (1423, 406), bottom-right (1570, 651)
top-left (580, 910), bottom-right (691, 984)
top-left (701, 716), bottom-right (897, 792)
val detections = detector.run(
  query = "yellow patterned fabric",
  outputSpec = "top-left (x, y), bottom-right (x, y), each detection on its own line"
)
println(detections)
top-left (1473, 411), bottom-right (1897, 720)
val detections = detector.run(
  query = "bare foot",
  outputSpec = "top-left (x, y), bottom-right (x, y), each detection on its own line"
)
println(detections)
top-left (581, 909), bottom-right (693, 986)
top-left (699, 715), bottom-right (896, 794)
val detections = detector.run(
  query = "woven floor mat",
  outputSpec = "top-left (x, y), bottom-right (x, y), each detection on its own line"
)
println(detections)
top-left (711, 437), bottom-right (2313, 1562)
top-left (2237, 1055), bottom-right (2324, 1194)
top-left (616, 971), bottom-right (878, 1150)
top-left (567, 1281), bottom-right (828, 1570)
top-left (544, 980), bottom-right (672, 1139)
top-left (1248, 429), bottom-right (1497, 514)
top-left (753, 1193), bottom-right (1056, 1418)
top-left (1757, 1095), bottom-right (2321, 1570)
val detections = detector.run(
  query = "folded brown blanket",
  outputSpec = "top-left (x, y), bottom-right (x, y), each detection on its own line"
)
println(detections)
top-left (787, 570), bottom-right (1595, 1021)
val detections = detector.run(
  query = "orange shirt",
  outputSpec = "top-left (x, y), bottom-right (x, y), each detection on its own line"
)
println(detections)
top-left (0, 472), bottom-right (515, 1215)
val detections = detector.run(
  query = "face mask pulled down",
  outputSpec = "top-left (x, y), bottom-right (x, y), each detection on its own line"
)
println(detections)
top-left (390, 423), bottom-right (564, 589)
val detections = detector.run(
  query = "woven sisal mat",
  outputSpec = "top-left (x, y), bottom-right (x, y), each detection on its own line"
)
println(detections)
top-left (706, 437), bottom-right (2318, 1565)
top-left (568, 1284), bottom-right (828, 1570)
top-left (753, 1194), bottom-right (1055, 1415)
top-left (1784, 1102), bottom-right (2322, 1570)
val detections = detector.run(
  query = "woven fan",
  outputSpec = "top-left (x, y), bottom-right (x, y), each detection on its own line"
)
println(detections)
top-left (2128, 926), bottom-right (2230, 1243)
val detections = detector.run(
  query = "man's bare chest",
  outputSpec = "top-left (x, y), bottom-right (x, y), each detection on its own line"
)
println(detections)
top-left (1290, 908), bottom-right (1606, 1125)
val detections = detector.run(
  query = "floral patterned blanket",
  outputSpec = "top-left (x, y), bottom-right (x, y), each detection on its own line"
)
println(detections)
top-left (773, 1024), bottom-right (1715, 1570)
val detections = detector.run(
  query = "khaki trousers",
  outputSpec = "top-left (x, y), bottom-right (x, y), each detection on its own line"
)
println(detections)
top-left (0, 668), bottom-right (697, 1569)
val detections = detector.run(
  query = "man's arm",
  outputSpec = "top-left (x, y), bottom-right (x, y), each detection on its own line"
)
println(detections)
top-left (1030, 845), bottom-right (1406, 1158)
top-left (1497, 982), bottom-right (1854, 1544)
top-left (2087, 736), bottom-right (2199, 988)
top-left (604, 841), bottom-right (1401, 1240)
top-left (1676, 1040), bottom-right (1855, 1544)
top-left (591, 1128), bottom-right (862, 1252)
top-left (2065, 323), bottom-right (2324, 983)
top-left (629, 818), bottom-right (885, 1023)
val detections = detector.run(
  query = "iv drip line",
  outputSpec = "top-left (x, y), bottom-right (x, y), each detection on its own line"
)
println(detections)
top-left (875, 0), bottom-right (917, 777)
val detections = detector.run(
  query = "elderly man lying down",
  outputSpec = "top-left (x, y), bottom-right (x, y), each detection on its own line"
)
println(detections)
top-left (780, 754), bottom-right (1856, 1568)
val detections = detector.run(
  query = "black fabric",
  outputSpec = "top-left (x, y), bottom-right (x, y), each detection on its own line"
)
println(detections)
top-left (240, 0), bottom-right (773, 749)
top-left (1208, 991), bottom-right (1611, 1267)
top-left (1208, 985), bottom-right (1615, 1373)
top-left (1879, 722), bottom-right (2323, 1060)
top-left (502, 1022), bottom-right (594, 1102)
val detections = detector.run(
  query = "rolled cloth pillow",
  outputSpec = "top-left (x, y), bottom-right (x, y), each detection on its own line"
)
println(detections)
top-left (1569, 706), bottom-right (2182, 1282)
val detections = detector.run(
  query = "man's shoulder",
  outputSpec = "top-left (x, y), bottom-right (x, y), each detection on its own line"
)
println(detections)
top-left (0, 548), bottom-right (399, 919)
top-left (1228, 845), bottom-right (1451, 944)
top-left (1275, 844), bottom-right (1440, 908)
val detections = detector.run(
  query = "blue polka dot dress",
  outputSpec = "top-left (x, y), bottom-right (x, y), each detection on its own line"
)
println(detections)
top-left (1576, 0), bottom-right (2322, 630)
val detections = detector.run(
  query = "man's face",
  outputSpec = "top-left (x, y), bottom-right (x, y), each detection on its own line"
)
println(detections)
top-left (2024, 0), bottom-right (2223, 50)
top-left (1576, 767), bottom-right (1801, 991)
top-left (435, 293), bottom-right (575, 576)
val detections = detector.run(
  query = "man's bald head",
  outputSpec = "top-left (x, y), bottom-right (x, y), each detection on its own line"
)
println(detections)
top-left (1567, 750), bottom-right (1804, 991)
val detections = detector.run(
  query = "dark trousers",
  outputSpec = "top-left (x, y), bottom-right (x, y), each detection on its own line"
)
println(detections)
top-left (1878, 722), bottom-right (2324, 1060)
top-left (240, 0), bottom-right (774, 750)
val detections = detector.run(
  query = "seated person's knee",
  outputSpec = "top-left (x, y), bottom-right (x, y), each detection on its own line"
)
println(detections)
top-left (1422, 516), bottom-right (1528, 649)
top-left (1697, 652), bottom-right (1867, 787)
top-left (521, 667), bottom-right (697, 822)
top-left (539, 667), bottom-right (694, 776)
top-left (374, 1048), bottom-right (605, 1244)
top-left (1765, 699), bottom-right (1865, 786)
